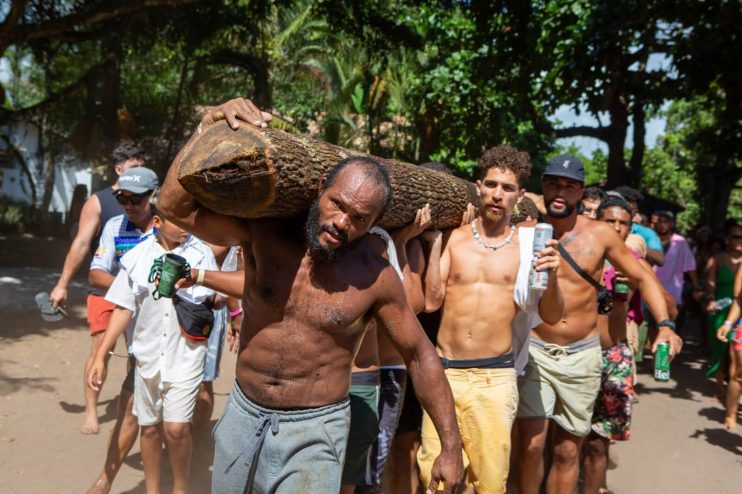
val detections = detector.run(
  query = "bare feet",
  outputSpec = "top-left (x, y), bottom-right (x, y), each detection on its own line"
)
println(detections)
top-left (85, 477), bottom-right (112, 494)
top-left (80, 413), bottom-right (100, 435)
top-left (723, 416), bottom-right (737, 431)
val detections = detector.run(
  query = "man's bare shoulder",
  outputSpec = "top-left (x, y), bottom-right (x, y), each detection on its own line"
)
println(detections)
top-left (354, 235), bottom-right (393, 271)
top-left (365, 231), bottom-right (389, 257)
top-left (445, 224), bottom-right (473, 248)
top-left (561, 216), bottom-right (611, 241)
top-left (583, 217), bottom-right (621, 245)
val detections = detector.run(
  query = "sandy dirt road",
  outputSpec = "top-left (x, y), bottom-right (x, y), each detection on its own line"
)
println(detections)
top-left (1, 235), bottom-right (740, 493)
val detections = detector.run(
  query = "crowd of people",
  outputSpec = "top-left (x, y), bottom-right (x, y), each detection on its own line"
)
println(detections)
top-left (46, 97), bottom-right (739, 494)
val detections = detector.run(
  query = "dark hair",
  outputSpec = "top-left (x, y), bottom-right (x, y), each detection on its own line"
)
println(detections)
top-left (583, 186), bottom-right (606, 202)
top-left (597, 197), bottom-right (633, 220)
top-left (725, 220), bottom-right (741, 235)
top-left (478, 146), bottom-right (531, 186)
top-left (613, 186), bottom-right (643, 204)
top-left (148, 188), bottom-right (160, 217)
top-left (512, 196), bottom-right (540, 224)
top-left (323, 156), bottom-right (393, 215)
top-left (111, 143), bottom-right (144, 168)
top-left (420, 161), bottom-right (453, 175)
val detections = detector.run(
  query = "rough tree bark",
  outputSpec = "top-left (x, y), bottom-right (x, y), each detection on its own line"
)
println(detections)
top-left (176, 122), bottom-right (478, 230)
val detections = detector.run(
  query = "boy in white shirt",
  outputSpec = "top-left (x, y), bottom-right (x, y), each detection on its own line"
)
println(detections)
top-left (88, 197), bottom-right (217, 494)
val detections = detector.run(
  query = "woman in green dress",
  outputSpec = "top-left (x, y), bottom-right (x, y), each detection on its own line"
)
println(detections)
top-left (705, 223), bottom-right (742, 400)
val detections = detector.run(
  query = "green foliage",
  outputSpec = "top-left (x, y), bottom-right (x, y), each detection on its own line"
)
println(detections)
top-left (0, 0), bottom-right (738, 229)
top-left (0, 197), bottom-right (31, 233)
top-left (639, 146), bottom-right (699, 231)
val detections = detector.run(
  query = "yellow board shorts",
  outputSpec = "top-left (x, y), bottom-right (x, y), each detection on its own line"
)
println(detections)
top-left (417, 366), bottom-right (518, 494)
top-left (517, 335), bottom-right (602, 436)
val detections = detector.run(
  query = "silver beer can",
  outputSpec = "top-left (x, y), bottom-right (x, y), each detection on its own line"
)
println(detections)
top-left (529, 223), bottom-right (554, 291)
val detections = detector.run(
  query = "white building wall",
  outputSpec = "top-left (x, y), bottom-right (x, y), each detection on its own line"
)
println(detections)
top-left (1, 121), bottom-right (92, 222)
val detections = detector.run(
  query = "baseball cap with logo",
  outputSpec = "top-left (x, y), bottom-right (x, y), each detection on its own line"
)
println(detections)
top-left (116, 167), bottom-right (159, 194)
top-left (542, 154), bottom-right (585, 183)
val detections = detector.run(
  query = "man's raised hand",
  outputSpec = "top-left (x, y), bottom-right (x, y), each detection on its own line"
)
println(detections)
top-left (198, 97), bottom-right (273, 133)
top-left (534, 239), bottom-right (561, 274)
top-left (394, 204), bottom-right (433, 243)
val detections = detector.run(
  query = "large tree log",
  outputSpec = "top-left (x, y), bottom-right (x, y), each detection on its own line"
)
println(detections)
top-left (176, 121), bottom-right (478, 230)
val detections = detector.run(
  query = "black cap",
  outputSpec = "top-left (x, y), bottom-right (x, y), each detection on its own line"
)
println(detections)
top-left (543, 154), bottom-right (585, 183)
top-left (655, 210), bottom-right (675, 221)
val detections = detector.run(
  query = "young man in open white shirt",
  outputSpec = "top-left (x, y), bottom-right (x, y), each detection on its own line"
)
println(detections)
top-left (88, 199), bottom-right (217, 494)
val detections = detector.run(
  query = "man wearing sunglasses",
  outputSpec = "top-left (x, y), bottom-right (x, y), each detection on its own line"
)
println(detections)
top-left (84, 166), bottom-right (158, 494)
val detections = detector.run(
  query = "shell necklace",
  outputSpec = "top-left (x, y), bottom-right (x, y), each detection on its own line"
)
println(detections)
top-left (471, 219), bottom-right (515, 251)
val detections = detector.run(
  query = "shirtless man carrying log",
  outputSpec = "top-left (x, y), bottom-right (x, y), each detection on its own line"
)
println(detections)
top-left (420, 147), bottom-right (564, 494)
top-left (159, 98), bottom-right (462, 494)
top-left (515, 155), bottom-right (683, 494)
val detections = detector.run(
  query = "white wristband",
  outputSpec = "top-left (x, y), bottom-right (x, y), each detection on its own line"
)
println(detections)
top-left (724, 320), bottom-right (734, 327)
top-left (196, 269), bottom-right (206, 286)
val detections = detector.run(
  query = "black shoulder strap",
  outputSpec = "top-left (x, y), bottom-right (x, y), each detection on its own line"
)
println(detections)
top-left (557, 243), bottom-right (602, 291)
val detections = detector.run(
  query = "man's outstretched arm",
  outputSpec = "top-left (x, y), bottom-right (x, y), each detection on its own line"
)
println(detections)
top-left (50, 195), bottom-right (102, 307)
top-left (605, 224), bottom-right (682, 357)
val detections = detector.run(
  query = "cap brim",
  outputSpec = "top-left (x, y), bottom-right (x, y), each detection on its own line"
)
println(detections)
top-left (116, 186), bottom-right (152, 195)
top-left (542, 171), bottom-right (584, 183)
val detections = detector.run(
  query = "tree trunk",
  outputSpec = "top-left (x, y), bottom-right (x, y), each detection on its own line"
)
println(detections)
top-left (628, 102), bottom-right (646, 187)
top-left (605, 99), bottom-right (629, 188)
top-left (704, 155), bottom-right (741, 233)
top-left (175, 122), bottom-right (478, 230)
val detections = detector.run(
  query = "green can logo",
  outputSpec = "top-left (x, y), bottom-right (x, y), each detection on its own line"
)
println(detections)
top-left (654, 342), bottom-right (671, 382)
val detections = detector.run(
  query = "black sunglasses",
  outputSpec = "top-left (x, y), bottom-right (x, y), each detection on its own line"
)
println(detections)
top-left (115, 193), bottom-right (149, 206)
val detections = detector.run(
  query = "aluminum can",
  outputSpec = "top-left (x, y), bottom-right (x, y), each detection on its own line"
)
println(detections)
top-left (654, 342), bottom-right (671, 382)
top-left (529, 223), bottom-right (554, 291)
top-left (614, 281), bottom-right (630, 295)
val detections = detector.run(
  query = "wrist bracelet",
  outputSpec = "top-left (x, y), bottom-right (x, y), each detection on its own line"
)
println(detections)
top-left (724, 320), bottom-right (734, 326)
top-left (229, 306), bottom-right (243, 318)
top-left (195, 269), bottom-right (206, 286)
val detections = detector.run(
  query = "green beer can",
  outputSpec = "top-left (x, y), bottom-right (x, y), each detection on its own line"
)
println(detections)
top-left (614, 281), bottom-right (629, 295)
top-left (654, 342), bottom-right (671, 382)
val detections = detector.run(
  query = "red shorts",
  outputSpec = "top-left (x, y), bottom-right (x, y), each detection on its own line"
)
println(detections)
top-left (734, 327), bottom-right (742, 352)
top-left (87, 294), bottom-right (115, 335)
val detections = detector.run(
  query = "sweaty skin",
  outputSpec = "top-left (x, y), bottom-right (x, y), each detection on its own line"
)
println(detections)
top-left (534, 176), bottom-right (679, 353)
top-left (517, 176), bottom-right (682, 494)
top-left (425, 167), bottom-right (563, 360)
top-left (159, 99), bottom-right (463, 492)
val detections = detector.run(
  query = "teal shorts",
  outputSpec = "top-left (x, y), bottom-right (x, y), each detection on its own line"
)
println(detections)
top-left (342, 371), bottom-right (380, 486)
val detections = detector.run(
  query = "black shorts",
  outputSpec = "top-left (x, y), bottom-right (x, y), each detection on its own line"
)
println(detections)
top-left (395, 310), bottom-right (441, 436)
top-left (121, 355), bottom-right (136, 394)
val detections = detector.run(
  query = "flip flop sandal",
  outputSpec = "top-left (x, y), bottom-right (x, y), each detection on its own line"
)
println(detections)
top-left (35, 292), bottom-right (67, 322)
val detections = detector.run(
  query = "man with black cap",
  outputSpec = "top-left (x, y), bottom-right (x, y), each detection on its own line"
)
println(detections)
top-left (514, 155), bottom-right (683, 494)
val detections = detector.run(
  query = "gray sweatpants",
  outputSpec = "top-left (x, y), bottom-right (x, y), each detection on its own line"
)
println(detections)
top-left (212, 382), bottom-right (350, 494)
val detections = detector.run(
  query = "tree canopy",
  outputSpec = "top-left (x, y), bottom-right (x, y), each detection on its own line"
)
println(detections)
top-left (1, 0), bottom-right (739, 231)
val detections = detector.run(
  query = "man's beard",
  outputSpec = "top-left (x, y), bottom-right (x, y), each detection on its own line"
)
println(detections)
top-left (305, 198), bottom-right (350, 263)
top-left (546, 199), bottom-right (575, 219)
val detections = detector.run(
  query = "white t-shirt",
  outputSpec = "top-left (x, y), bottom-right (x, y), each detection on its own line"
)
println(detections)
top-left (105, 234), bottom-right (217, 382)
top-left (90, 214), bottom-right (154, 275)
top-left (512, 227), bottom-right (544, 374)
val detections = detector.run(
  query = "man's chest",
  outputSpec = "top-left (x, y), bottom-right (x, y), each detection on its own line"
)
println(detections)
top-left (449, 242), bottom-right (521, 288)
top-left (558, 232), bottom-right (605, 281)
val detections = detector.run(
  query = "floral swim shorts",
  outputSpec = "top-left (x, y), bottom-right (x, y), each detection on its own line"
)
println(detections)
top-left (591, 342), bottom-right (634, 441)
